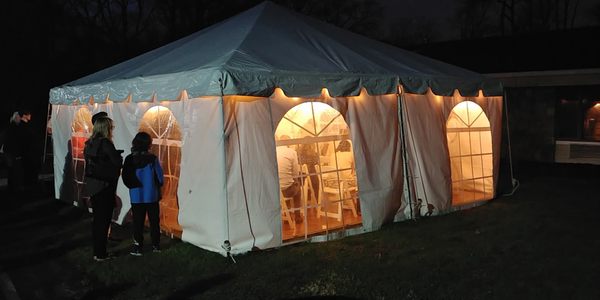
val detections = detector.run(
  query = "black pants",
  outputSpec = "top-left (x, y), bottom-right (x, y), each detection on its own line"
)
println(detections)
top-left (7, 157), bottom-right (24, 194)
top-left (91, 186), bottom-right (116, 258)
top-left (131, 202), bottom-right (160, 248)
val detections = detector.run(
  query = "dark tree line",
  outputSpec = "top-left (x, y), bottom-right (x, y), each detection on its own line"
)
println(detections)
top-left (455, 0), bottom-right (597, 39)
top-left (3, 0), bottom-right (599, 133)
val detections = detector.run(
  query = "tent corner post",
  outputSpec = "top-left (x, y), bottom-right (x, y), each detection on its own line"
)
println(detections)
top-left (397, 93), bottom-right (414, 220)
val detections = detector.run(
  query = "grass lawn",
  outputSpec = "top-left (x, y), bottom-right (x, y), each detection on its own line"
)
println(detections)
top-left (1, 162), bottom-right (599, 299)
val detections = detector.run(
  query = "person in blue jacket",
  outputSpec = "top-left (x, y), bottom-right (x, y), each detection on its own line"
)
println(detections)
top-left (121, 131), bottom-right (164, 256)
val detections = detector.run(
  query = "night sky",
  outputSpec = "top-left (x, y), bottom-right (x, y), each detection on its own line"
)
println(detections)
top-left (2, 0), bottom-right (599, 147)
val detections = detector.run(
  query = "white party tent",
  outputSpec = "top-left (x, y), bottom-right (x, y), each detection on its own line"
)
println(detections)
top-left (49, 1), bottom-right (504, 254)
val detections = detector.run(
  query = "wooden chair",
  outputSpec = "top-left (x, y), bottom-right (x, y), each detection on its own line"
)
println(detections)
top-left (320, 167), bottom-right (359, 221)
top-left (280, 189), bottom-right (296, 235)
top-left (301, 164), bottom-right (318, 209)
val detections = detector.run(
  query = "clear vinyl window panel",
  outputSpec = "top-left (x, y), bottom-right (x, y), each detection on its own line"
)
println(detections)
top-left (275, 102), bottom-right (361, 241)
top-left (140, 106), bottom-right (182, 236)
top-left (71, 107), bottom-right (93, 207)
top-left (446, 101), bottom-right (494, 205)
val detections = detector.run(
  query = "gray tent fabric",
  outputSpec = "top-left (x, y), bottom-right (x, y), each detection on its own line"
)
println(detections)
top-left (49, 1), bottom-right (502, 105)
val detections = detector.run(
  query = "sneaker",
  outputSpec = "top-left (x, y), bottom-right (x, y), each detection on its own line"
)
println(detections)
top-left (152, 246), bottom-right (161, 253)
top-left (130, 244), bottom-right (143, 256)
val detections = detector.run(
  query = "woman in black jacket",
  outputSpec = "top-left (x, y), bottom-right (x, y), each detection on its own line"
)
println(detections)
top-left (84, 116), bottom-right (123, 261)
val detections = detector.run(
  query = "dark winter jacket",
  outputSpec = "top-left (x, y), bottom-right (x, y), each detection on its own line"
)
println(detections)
top-left (122, 151), bottom-right (164, 204)
top-left (83, 137), bottom-right (123, 196)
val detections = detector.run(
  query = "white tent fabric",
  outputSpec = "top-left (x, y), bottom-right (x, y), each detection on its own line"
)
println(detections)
top-left (49, 2), bottom-right (501, 105)
top-left (49, 2), bottom-right (504, 255)
top-left (401, 91), bottom-right (503, 215)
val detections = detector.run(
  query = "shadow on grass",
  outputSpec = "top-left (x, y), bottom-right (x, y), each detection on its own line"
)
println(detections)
top-left (0, 236), bottom-right (88, 270)
top-left (164, 273), bottom-right (235, 300)
top-left (80, 282), bottom-right (133, 300)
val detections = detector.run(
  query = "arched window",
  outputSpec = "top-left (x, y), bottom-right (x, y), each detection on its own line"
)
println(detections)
top-left (275, 102), bottom-right (361, 241)
top-left (446, 101), bottom-right (494, 205)
top-left (71, 107), bottom-right (93, 206)
top-left (140, 106), bottom-right (182, 236)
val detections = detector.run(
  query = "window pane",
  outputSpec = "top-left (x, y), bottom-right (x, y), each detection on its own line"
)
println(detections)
top-left (482, 154), bottom-right (493, 177)
top-left (461, 156), bottom-right (473, 179)
top-left (447, 132), bottom-right (460, 157)
top-left (451, 157), bottom-right (461, 180)
top-left (460, 132), bottom-right (471, 156)
top-left (472, 155), bottom-right (483, 178)
top-left (481, 132), bottom-right (493, 153)
top-left (470, 132), bottom-right (481, 154)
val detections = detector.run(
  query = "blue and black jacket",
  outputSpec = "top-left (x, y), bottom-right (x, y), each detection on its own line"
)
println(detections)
top-left (122, 151), bottom-right (164, 204)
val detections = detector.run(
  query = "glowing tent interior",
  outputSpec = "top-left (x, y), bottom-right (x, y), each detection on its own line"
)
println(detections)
top-left (49, 1), bottom-right (504, 254)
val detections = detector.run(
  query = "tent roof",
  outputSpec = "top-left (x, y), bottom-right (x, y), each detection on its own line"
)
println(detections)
top-left (50, 1), bottom-right (502, 105)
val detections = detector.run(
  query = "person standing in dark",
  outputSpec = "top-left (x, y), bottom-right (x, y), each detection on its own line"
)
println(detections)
top-left (122, 132), bottom-right (164, 256)
top-left (84, 116), bottom-right (123, 261)
top-left (19, 110), bottom-right (39, 188)
top-left (5, 111), bottom-right (25, 195)
top-left (4, 110), bottom-right (33, 195)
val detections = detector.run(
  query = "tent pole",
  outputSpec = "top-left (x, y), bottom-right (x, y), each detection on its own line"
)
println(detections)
top-left (218, 78), bottom-right (233, 257)
top-left (502, 90), bottom-right (519, 195)
top-left (42, 103), bottom-right (52, 166)
top-left (397, 89), bottom-right (414, 220)
top-left (220, 78), bottom-right (258, 253)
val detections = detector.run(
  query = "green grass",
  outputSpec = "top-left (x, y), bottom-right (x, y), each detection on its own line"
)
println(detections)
top-left (1, 163), bottom-right (599, 299)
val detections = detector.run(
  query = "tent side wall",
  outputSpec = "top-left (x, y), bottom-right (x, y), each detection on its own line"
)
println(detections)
top-left (401, 91), bottom-right (503, 213)
top-left (51, 104), bottom-right (77, 204)
top-left (178, 97), bottom-right (228, 253)
top-left (339, 93), bottom-right (405, 230)
top-left (223, 96), bottom-right (281, 252)
top-left (221, 92), bottom-right (404, 253)
top-left (51, 99), bottom-right (229, 253)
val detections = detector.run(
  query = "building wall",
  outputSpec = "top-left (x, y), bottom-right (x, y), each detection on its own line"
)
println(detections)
top-left (506, 87), bottom-right (557, 163)
top-left (506, 85), bottom-right (600, 164)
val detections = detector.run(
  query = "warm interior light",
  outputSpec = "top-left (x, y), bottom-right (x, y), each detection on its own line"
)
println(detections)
top-left (446, 100), bottom-right (493, 205)
top-left (226, 95), bottom-right (265, 102)
top-left (275, 101), bottom-right (361, 240)
top-left (147, 105), bottom-right (166, 116)
top-left (449, 101), bottom-right (489, 128)
top-left (584, 102), bottom-right (600, 141)
top-left (140, 105), bottom-right (182, 236)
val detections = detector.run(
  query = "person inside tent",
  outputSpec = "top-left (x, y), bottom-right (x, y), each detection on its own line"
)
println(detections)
top-left (276, 135), bottom-right (302, 223)
top-left (335, 140), bottom-right (354, 180)
top-left (297, 140), bottom-right (320, 201)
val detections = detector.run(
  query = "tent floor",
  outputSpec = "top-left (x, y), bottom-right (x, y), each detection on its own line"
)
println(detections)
top-left (160, 215), bottom-right (182, 238)
top-left (452, 189), bottom-right (493, 206)
top-left (282, 207), bottom-right (362, 241)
